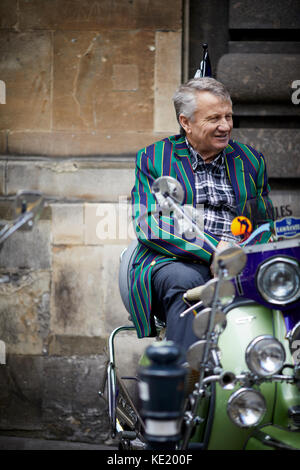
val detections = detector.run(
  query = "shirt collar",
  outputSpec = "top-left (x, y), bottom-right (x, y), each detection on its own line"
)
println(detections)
top-left (185, 137), bottom-right (225, 170)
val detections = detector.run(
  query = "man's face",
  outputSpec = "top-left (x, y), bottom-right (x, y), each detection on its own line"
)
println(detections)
top-left (180, 91), bottom-right (233, 162)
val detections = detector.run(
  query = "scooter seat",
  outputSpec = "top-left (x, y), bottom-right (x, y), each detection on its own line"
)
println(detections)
top-left (119, 240), bottom-right (166, 333)
top-left (119, 240), bottom-right (166, 334)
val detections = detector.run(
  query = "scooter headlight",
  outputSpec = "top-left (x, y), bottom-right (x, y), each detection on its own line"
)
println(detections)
top-left (227, 388), bottom-right (266, 428)
top-left (246, 335), bottom-right (286, 377)
top-left (257, 257), bottom-right (300, 305)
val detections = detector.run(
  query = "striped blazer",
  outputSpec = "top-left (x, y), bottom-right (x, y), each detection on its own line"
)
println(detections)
top-left (129, 134), bottom-right (273, 338)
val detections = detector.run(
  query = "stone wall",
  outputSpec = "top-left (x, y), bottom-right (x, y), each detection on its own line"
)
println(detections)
top-left (0, 0), bottom-right (182, 443)
top-left (0, 0), bottom-right (182, 155)
top-left (0, 0), bottom-right (299, 445)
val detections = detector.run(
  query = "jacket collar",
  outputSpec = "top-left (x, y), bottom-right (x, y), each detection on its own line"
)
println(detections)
top-left (171, 135), bottom-right (245, 209)
top-left (172, 134), bottom-right (241, 161)
top-left (172, 134), bottom-right (191, 159)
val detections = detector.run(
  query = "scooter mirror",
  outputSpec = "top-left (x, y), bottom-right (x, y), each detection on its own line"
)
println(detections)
top-left (200, 278), bottom-right (235, 307)
top-left (186, 339), bottom-right (220, 371)
top-left (152, 176), bottom-right (185, 210)
top-left (193, 307), bottom-right (227, 339)
top-left (14, 190), bottom-right (44, 230)
top-left (212, 246), bottom-right (247, 278)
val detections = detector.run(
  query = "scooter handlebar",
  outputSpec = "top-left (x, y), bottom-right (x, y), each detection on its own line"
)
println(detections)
top-left (184, 285), bottom-right (204, 302)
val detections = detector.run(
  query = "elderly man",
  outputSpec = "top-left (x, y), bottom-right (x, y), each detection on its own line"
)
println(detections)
top-left (129, 77), bottom-right (272, 353)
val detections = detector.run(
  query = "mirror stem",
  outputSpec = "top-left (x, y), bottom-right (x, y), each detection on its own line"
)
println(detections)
top-left (164, 195), bottom-right (218, 253)
top-left (0, 212), bottom-right (33, 245)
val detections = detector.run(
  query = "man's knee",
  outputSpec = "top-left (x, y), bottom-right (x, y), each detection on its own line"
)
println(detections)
top-left (153, 261), bottom-right (210, 294)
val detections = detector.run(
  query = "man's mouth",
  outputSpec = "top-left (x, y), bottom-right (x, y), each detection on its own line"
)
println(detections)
top-left (215, 134), bottom-right (229, 140)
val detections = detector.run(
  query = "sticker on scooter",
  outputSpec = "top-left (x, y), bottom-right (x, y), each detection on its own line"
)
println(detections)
top-left (275, 217), bottom-right (300, 239)
top-left (235, 315), bottom-right (256, 325)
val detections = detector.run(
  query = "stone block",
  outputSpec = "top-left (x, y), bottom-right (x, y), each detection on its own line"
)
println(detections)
top-left (0, 31), bottom-right (51, 131)
top-left (232, 103), bottom-right (300, 117)
top-left (53, 30), bottom-right (155, 132)
top-left (99, 244), bottom-right (131, 334)
top-left (217, 53), bottom-right (300, 103)
top-left (42, 355), bottom-right (109, 442)
top-left (84, 202), bottom-right (135, 246)
top-left (51, 241), bottom-right (129, 337)
top-left (0, 1), bottom-right (17, 29)
top-left (43, 355), bottom-right (102, 411)
top-left (6, 158), bottom-right (135, 202)
top-left (229, 0), bottom-right (300, 29)
top-left (51, 203), bottom-right (84, 245)
top-left (52, 242), bottom-right (130, 337)
top-left (112, 64), bottom-right (139, 91)
top-left (229, 41), bottom-right (300, 54)
top-left (0, 354), bottom-right (109, 442)
top-left (0, 80), bottom-right (5, 105)
top-left (47, 335), bottom-right (106, 356)
top-left (232, 128), bottom-right (300, 178)
top-left (0, 355), bottom-right (44, 431)
top-left (7, 131), bottom-right (169, 156)
top-left (0, 219), bottom-right (51, 269)
top-left (0, 132), bottom-right (6, 154)
top-left (50, 245), bottom-right (105, 336)
top-left (19, 0), bottom-right (182, 31)
top-left (154, 31), bottom-right (182, 133)
top-left (0, 270), bottom-right (50, 355)
top-left (0, 160), bottom-right (5, 195)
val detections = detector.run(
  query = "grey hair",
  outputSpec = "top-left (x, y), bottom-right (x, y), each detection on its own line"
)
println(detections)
top-left (172, 77), bottom-right (232, 134)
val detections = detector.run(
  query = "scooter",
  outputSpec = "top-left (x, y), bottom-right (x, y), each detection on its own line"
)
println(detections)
top-left (101, 176), bottom-right (300, 451)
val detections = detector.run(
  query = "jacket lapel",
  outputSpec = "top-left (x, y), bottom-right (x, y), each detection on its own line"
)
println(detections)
top-left (225, 141), bottom-right (248, 215)
top-left (171, 137), bottom-right (250, 215)
top-left (172, 137), bottom-right (196, 206)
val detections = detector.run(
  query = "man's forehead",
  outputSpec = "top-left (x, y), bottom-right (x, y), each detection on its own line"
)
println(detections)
top-left (194, 91), bottom-right (232, 112)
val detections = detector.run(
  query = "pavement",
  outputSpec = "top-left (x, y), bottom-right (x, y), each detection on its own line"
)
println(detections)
top-left (0, 435), bottom-right (118, 450)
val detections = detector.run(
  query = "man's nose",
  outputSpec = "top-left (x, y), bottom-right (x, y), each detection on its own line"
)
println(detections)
top-left (218, 118), bottom-right (231, 131)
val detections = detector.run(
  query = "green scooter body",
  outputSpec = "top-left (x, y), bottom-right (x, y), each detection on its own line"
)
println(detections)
top-left (192, 301), bottom-right (300, 450)
top-left (244, 309), bottom-right (300, 450)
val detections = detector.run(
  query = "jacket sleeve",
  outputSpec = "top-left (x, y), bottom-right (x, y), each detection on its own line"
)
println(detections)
top-left (131, 148), bottom-right (220, 263)
top-left (246, 152), bottom-right (275, 244)
top-left (257, 153), bottom-right (274, 217)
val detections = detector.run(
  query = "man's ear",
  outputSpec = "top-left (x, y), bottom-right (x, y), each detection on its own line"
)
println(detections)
top-left (179, 114), bottom-right (190, 134)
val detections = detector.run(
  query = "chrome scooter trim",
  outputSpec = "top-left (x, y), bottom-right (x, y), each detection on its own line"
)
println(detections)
top-left (244, 237), bottom-right (300, 254)
top-left (181, 265), bottom-right (227, 450)
top-left (107, 325), bottom-right (136, 436)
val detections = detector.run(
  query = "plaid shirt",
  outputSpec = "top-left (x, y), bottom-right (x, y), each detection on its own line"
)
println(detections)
top-left (186, 138), bottom-right (238, 242)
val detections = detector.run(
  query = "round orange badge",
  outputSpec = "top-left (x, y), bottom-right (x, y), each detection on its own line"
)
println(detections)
top-left (231, 216), bottom-right (253, 236)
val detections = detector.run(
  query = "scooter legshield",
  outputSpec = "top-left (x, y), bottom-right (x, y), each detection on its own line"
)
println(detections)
top-left (206, 300), bottom-right (277, 450)
top-left (245, 424), bottom-right (300, 450)
top-left (243, 310), bottom-right (300, 450)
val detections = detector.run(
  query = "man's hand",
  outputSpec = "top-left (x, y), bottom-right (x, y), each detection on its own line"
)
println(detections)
top-left (216, 240), bottom-right (231, 252)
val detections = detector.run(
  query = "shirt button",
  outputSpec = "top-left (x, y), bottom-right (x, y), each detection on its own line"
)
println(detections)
top-left (150, 261), bottom-right (156, 266)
